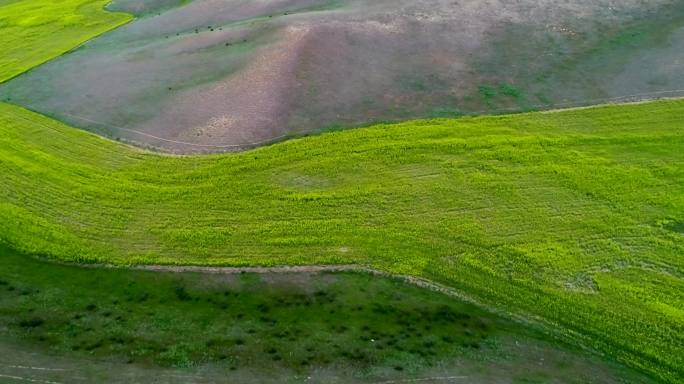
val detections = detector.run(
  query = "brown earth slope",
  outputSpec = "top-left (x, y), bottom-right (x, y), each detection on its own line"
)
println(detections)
top-left (2, 0), bottom-right (684, 152)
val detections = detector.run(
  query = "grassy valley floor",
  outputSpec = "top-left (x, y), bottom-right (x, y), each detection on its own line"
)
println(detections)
top-left (0, 245), bottom-right (656, 383)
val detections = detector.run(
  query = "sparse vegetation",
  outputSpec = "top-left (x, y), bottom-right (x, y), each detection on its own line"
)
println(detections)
top-left (3, 0), bottom-right (683, 150)
top-left (479, 83), bottom-right (527, 109)
top-left (0, 244), bottom-right (655, 382)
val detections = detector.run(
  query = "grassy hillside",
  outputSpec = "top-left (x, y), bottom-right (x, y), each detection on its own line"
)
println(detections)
top-left (1, 100), bottom-right (683, 382)
top-left (3, 0), bottom-right (684, 152)
top-left (0, 0), bottom-right (682, 382)
top-left (0, 0), bottom-right (131, 83)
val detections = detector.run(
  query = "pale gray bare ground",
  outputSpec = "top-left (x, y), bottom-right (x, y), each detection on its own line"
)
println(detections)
top-left (1, 0), bottom-right (683, 152)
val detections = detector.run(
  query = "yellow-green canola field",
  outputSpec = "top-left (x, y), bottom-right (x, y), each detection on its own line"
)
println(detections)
top-left (0, 0), bottom-right (131, 83)
top-left (3, 99), bottom-right (683, 382)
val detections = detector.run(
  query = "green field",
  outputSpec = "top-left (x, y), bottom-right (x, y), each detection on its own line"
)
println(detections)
top-left (1, 100), bottom-right (683, 382)
top-left (0, 0), bottom-right (131, 83)
top-left (2, 244), bottom-right (656, 383)
top-left (0, 0), bottom-right (683, 383)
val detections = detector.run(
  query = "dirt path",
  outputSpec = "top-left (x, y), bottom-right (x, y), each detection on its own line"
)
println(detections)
top-left (131, 263), bottom-right (370, 274)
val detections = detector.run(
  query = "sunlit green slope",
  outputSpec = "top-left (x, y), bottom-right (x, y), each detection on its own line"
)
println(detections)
top-left (0, 0), bottom-right (131, 83)
top-left (1, 100), bottom-right (683, 382)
